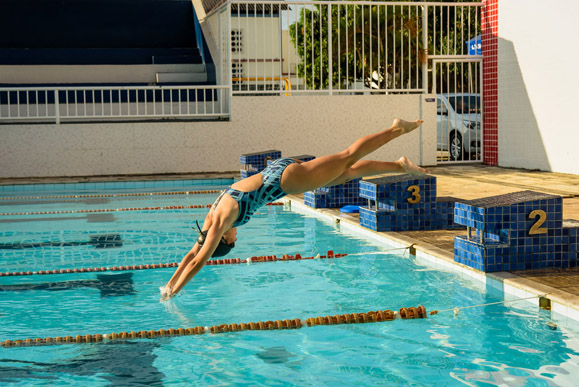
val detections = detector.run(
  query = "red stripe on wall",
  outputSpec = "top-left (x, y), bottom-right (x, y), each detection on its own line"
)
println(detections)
top-left (481, 0), bottom-right (499, 165)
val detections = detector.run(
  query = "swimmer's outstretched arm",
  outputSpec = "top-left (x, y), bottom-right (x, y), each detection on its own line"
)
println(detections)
top-left (162, 212), bottom-right (213, 298)
top-left (162, 243), bottom-right (201, 294)
top-left (162, 213), bottom-right (235, 300)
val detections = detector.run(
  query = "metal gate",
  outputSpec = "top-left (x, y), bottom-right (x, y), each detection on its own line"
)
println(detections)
top-left (433, 59), bottom-right (483, 163)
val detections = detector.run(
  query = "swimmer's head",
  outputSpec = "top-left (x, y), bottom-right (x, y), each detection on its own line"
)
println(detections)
top-left (194, 222), bottom-right (236, 257)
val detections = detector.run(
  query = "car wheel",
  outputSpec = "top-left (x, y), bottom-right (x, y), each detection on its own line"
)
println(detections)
top-left (450, 132), bottom-right (463, 161)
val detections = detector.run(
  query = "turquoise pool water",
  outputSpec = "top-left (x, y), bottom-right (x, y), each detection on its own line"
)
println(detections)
top-left (1, 181), bottom-right (578, 386)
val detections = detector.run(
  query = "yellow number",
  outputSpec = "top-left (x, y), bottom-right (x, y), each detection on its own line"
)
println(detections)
top-left (407, 185), bottom-right (421, 204)
top-left (528, 210), bottom-right (547, 235)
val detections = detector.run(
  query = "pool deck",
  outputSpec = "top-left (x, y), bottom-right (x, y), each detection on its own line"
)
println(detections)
top-left (287, 164), bottom-right (579, 321)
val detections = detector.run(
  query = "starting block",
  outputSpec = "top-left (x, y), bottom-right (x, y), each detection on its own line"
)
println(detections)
top-left (239, 150), bottom-right (281, 179)
top-left (358, 174), bottom-right (463, 231)
top-left (304, 178), bottom-right (364, 209)
top-left (454, 191), bottom-right (578, 272)
top-left (266, 154), bottom-right (315, 166)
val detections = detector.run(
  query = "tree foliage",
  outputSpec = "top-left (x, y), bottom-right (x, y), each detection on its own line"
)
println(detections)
top-left (288, 0), bottom-right (480, 92)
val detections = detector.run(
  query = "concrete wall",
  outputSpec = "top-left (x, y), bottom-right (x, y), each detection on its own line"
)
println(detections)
top-left (0, 95), bottom-right (436, 178)
top-left (498, 0), bottom-right (579, 174)
top-left (0, 64), bottom-right (203, 84)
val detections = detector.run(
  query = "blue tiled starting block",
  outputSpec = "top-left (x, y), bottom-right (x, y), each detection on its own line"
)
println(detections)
top-left (266, 154), bottom-right (316, 166)
top-left (358, 174), bottom-right (463, 231)
top-left (454, 191), bottom-right (578, 272)
top-left (304, 178), bottom-right (364, 209)
top-left (239, 150), bottom-right (281, 179)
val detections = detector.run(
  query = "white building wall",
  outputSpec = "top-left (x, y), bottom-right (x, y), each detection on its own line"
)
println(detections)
top-left (498, 0), bottom-right (579, 174)
top-left (0, 95), bottom-right (436, 178)
top-left (231, 16), bottom-right (283, 89)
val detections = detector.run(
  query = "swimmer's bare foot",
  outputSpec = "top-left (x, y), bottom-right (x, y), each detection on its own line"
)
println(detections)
top-left (397, 156), bottom-right (429, 175)
top-left (392, 118), bottom-right (423, 134)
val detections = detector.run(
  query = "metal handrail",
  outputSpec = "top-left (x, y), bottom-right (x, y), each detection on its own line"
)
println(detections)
top-left (0, 85), bottom-right (231, 124)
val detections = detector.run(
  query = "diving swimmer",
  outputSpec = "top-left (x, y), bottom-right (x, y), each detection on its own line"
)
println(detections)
top-left (161, 119), bottom-right (427, 300)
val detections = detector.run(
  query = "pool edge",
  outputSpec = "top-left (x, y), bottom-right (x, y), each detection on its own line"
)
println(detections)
top-left (285, 195), bottom-right (579, 325)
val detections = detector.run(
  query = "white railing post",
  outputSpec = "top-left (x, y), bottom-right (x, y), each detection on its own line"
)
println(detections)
top-left (227, 0), bottom-right (232, 110)
top-left (422, 5), bottom-right (429, 93)
top-left (55, 90), bottom-right (60, 124)
top-left (328, 4), bottom-right (333, 95)
top-left (218, 9), bottom-right (222, 86)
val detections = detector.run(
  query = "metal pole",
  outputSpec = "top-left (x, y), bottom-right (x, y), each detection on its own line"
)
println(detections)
top-left (279, 5), bottom-right (283, 92)
top-left (55, 90), bottom-right (60, 124)
top-left (422, 5), bottom-right (428, 92)
top-left (218, 10), bottom-right (222, 86)
top-left (419, 95), bottom-right (423, 166)
top-left (480, 58), bottom-right (484, 162)
top-left (328, 4), bottom-right (333, 95)
top-left (227, 3), bottom-right (232, 109)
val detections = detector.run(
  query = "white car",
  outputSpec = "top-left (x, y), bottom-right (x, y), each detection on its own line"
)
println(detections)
top-left (437, 93), bottom-right (482, 161)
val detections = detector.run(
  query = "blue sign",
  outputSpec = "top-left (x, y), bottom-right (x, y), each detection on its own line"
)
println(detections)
top-left (466, 35), bottom-right (481, 56)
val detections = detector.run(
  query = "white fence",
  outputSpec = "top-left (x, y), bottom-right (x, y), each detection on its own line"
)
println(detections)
top-left (0, 85), bottom-right (230, 124)
top-left (224, 0), bottom-right (481, 95)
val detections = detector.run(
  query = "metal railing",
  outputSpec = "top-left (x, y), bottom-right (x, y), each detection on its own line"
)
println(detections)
top-left (0, 1), bottom-right (482, 126)
top-left (227, 1), bottom-right (481, 95)
top-left (0, 85), bottom-right (230, 124)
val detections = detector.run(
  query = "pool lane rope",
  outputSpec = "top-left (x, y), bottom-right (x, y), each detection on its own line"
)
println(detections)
top-left (1, 295), bottom-right (552, 348)
top-left (0, 250), bottom-right (349, 277)
top-left (429, 294), bottom-right (544, 317)
top-left (0, 294), bottom-right (553, 348)
top-left (0, 189), bottom-right (221, 201)
top-left (1, 305), bottom-right (428, 348)
top-left (0, 202), bottom-right (283, 216)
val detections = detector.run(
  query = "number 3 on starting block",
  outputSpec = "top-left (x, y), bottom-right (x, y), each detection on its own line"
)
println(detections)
top-left (407, 185), bottom-right (421, 204)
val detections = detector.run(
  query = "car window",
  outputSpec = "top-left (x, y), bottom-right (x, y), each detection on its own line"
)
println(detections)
top-left (437, 98), bottom-right (449, 114)
top-left (447, 95), bottom-right (480, 114)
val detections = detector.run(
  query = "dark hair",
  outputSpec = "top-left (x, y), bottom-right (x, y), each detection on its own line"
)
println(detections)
top-left (194, 221), bottom-right (235, 258)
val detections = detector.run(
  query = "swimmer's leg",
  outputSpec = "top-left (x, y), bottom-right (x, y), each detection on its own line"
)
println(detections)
top-left (323, 157), bottom-right (429, 187)
top-left (281, 119), bottom-right (423, 194)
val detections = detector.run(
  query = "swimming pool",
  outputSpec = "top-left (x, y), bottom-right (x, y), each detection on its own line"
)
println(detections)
top-left (1, 180), bottom-right (578, 386)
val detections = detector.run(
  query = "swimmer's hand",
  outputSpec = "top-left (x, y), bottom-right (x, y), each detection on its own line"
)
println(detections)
top-left (159, 285), bottom-right (175, 301)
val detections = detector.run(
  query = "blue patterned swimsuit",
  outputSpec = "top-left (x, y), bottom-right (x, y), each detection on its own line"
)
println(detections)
top-left (218, 158), bottom-right (297, 227)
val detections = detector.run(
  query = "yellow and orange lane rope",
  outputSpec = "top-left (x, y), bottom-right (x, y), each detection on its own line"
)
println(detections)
top-left (0, 202), bottom-right (284, 216)
top-left (0, 251), bottom-right (347, 277)
top-left (1, 294), bottom-right (548, 348)
top-left (0, 189), bottom-right (221, 201)
top-left (1, 305), bottom-right (427, 348)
